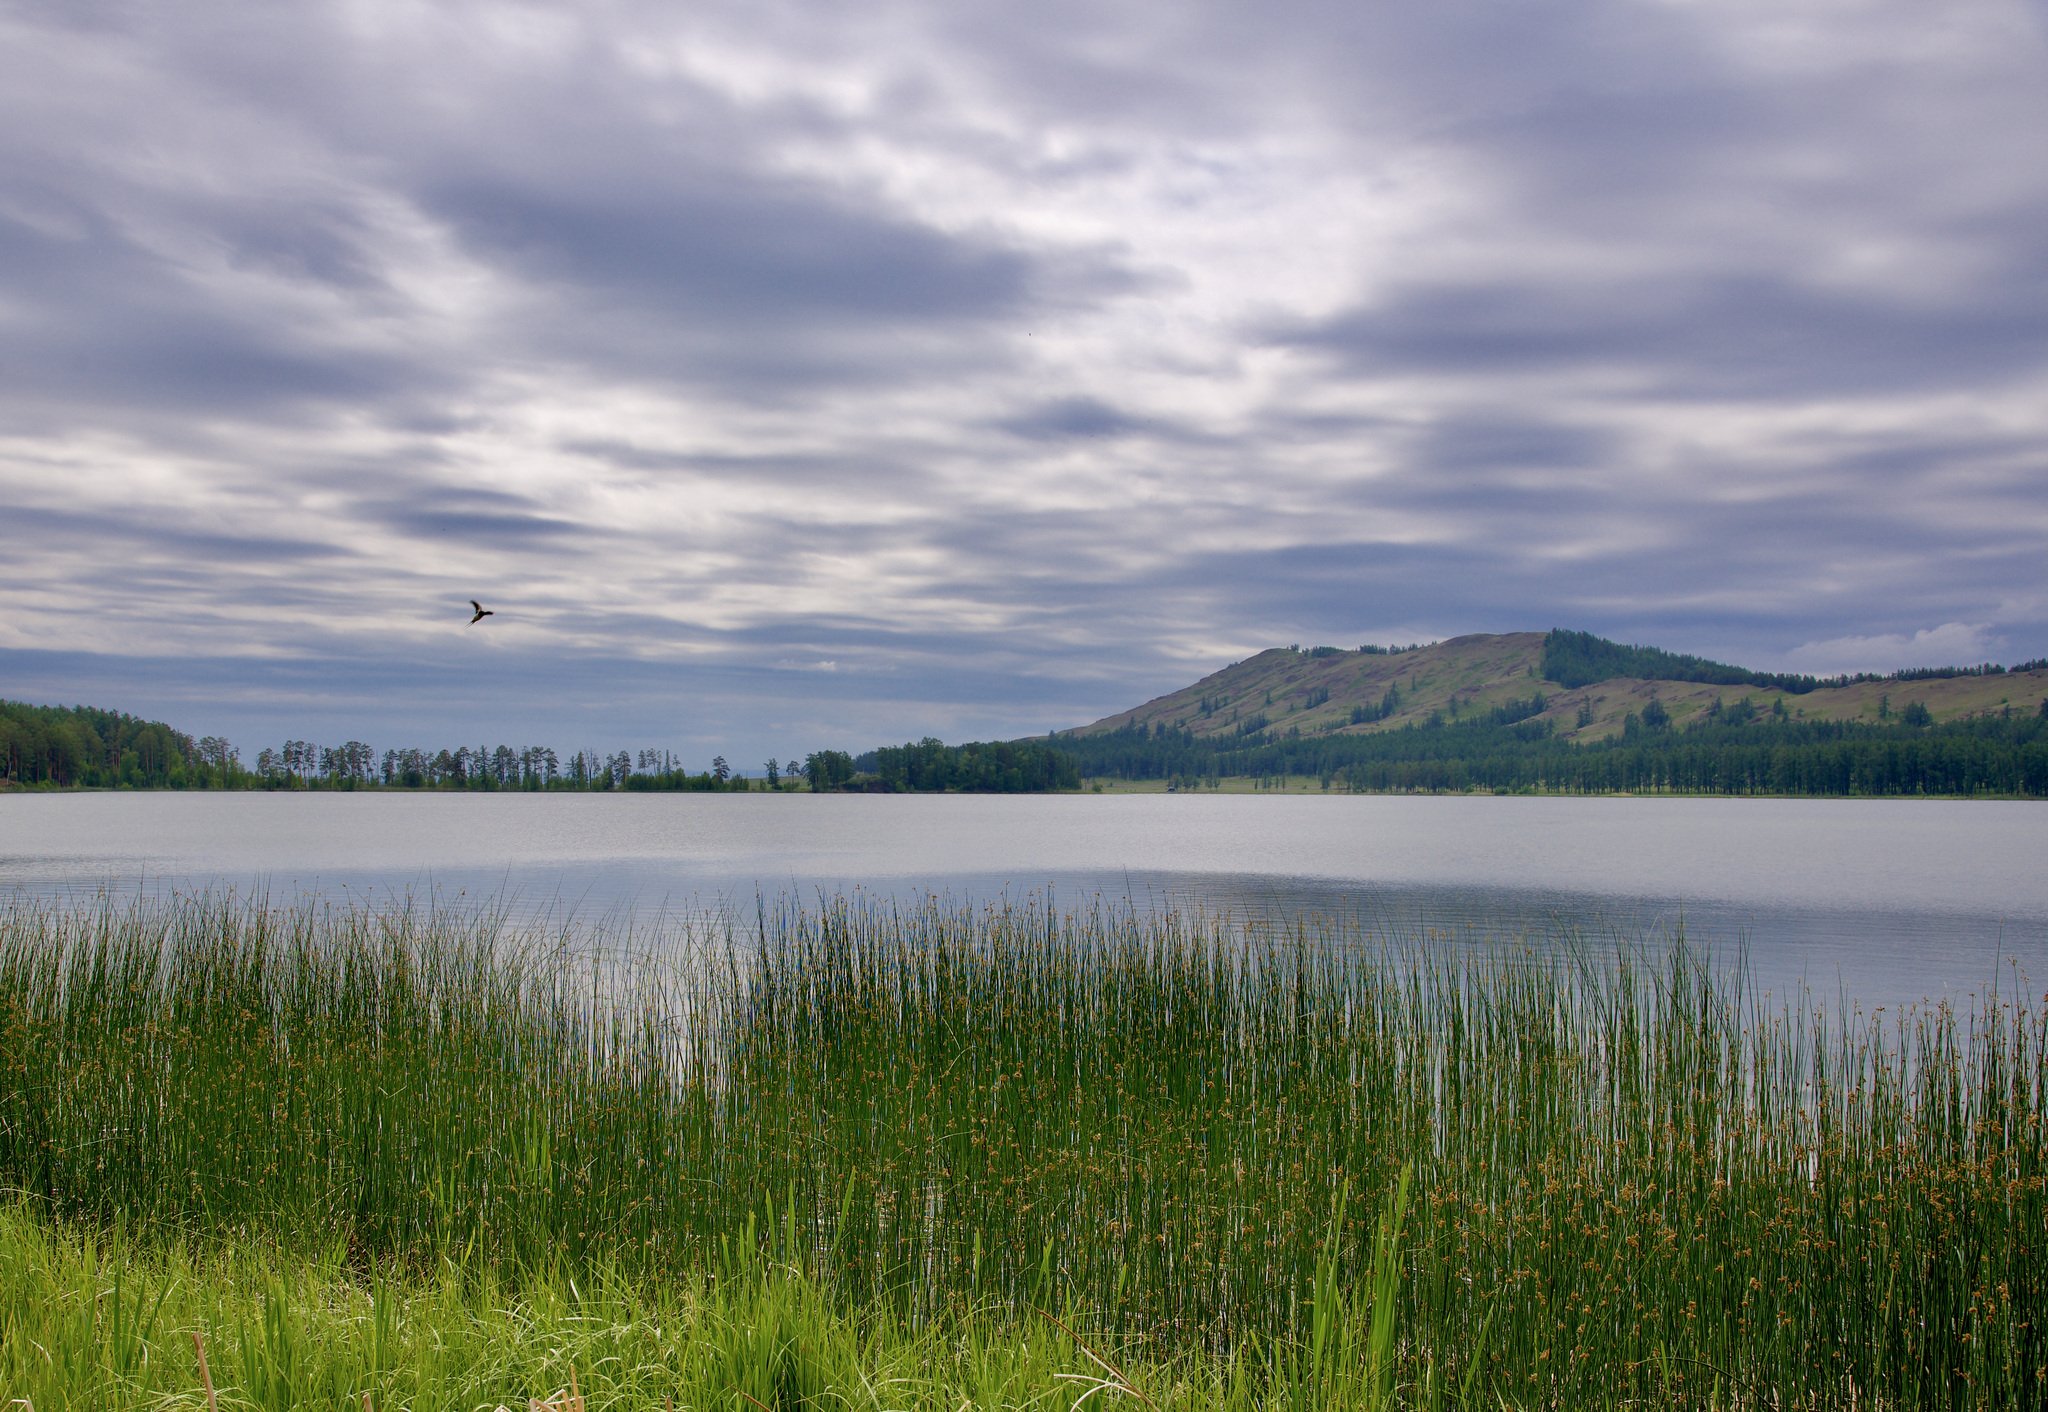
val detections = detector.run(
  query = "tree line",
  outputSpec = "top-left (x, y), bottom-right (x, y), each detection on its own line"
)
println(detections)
top-left (250, 742), bottom-right (792, 791)
top-left (241, 737), bottom-right (1078, 794)
top-left (848, 737), bottom-right (1080, 792)
top-left (243, 739), bottom-right (1076, 793)
top-left (1542, 628), bottom-right (2048, 695)
top-left (1050, 699), bottom-right (2048, 797)
top-left (3, 698), bottom-right (1079, 795)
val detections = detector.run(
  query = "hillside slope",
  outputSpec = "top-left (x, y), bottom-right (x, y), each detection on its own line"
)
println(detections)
top-left (1074, 632), bottom-right (2048, 745)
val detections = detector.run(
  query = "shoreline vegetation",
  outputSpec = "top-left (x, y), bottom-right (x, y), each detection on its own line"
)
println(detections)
top-left (6, 702), bottom-right (2046, 798)
top-left (1054, 710), bottom-right (2048, 798)
top-left (3, 892), bottom-right (2042, 1407)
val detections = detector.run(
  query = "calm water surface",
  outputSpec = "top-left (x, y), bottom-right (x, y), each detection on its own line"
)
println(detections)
top-left (3, 792), bottom-right (2044, 1007)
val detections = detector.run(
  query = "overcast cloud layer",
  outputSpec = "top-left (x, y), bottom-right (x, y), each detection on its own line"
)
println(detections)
top-left (4, 0), bottom-right (2046, 765)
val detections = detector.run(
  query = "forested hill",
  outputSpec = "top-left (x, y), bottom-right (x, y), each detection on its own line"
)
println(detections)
top-left (1071, 630), bottom-right (2048, 744)
top-left (1048, 631), bottom-right (2048, 796)
top-left (0, 699), bottom-right (232, 788)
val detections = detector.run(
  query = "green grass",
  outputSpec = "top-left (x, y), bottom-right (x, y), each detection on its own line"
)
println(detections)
top-left (2, 891), bottom-right (2043, 1407)
top-left (1, 1188), bottom-right (1448, 1410)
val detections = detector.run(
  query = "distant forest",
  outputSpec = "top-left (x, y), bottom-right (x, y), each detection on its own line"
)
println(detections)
top-left (0, 699), bottom-right (1068, 795)
top-left (1051, 703), bottom-right (2048, 797)
top-left (1540, 628), bottom-right (2048, 694)
top-left (851, 737), bottom-right (1080, 792)
top-left (0, 700), bottom-right (223, 790)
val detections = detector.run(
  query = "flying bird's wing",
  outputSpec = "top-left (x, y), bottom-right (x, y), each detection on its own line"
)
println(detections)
top-left (470, 600), bottom-right (484, 614)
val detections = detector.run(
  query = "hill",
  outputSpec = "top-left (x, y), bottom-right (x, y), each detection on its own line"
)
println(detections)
top-left (1072, 630), bottom-right (2048, 745)
top-left (0, 698), bottom-right (227, 789)
top-left (1048, 630), bottom-right (2048, 795)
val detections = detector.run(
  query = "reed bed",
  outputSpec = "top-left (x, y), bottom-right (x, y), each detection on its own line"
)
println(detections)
top-left (1, 890), bottom-right (2041, 1408)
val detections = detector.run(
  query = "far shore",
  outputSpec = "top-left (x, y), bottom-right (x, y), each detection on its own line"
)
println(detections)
top-left (5, 777), bottom-right (2043, 800)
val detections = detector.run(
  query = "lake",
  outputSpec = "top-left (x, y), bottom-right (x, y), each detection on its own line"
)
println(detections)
top-left (3, 791), bottom-right (2044, 1009)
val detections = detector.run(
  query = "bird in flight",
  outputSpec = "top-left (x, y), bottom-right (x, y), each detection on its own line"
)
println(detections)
top-left (469, 599), bottom-right (494, 625)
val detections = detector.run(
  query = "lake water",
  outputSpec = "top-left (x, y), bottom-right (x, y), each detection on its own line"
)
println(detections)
top-left (3, 791), bottom-right (2044, 1009)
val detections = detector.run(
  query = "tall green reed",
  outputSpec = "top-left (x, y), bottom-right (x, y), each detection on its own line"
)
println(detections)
top-left (1, 889), bottom-right (2041, 1408)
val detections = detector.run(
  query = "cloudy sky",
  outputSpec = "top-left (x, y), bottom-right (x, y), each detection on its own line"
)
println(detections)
top-left (4, 0), bottom-right (2046, 767)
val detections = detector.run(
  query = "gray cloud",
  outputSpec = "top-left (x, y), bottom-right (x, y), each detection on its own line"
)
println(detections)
top-left (364, 488), bottom-right (588, 550)
top-left (0, 201), bottom-right (427, 426)
top-left (556, 441), bottom-right (933, 496)
top-left (1404, 414), bottom-right (1617, 477)
top-left (414, 160), bottom-right (1147, 400)
top-left (1, 500), bottom-right (350, 568)
top-left (996, 397), bottom-right (1158, 441)
top-left (1272, 267), bottom-right (2048, 400)
top-left (432, 174), bottom-right (1032, 330)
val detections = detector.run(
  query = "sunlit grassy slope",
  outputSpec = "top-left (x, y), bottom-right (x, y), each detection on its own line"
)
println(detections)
top-left (1076, 632), bottom-right (2048, 743)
